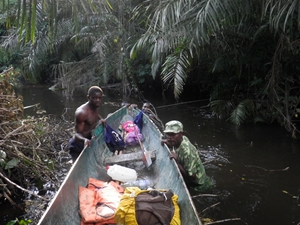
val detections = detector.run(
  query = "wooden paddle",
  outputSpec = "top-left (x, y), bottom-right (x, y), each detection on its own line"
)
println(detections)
top-left (134, 127), bottom-right (152, 167)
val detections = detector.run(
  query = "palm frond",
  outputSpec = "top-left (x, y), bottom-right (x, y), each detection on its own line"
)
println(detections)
top-left (131, 0), bottom-right (255, 99)
top-left (210, 99), bottom-right (234, 120)
top-left (161, 49), bottom-right (190, 99)
top-left (263, 0), bottom-right (299, 33)
top-left (229, 99), bottom-right (256, 125)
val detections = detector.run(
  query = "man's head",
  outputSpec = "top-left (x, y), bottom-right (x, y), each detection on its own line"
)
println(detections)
top-left (87, 86), bottom-right (103, 107)
top-left (142, 102), bottom-right (151, 111)
top-left (88, 86), bottom-right (103, 96)
top-left (163, 120), bottom-right (184, 148)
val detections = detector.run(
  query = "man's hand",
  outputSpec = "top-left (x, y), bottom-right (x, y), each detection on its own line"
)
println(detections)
top-left (84, 138), bottom-right (91, 147)
top-left (170, 151), bottom-right (178, 162)
top-left (99, 118), bottom-right (106, 127)
top-left (161, 139), bottom-right (167, 146)
top-left (129, 104), bottom-right (138, 109)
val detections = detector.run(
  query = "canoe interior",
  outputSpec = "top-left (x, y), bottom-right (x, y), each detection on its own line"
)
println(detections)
top-left (38, 107), bottom-right (202, 225)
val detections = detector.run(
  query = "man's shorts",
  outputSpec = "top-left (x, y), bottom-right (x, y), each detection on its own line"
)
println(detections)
top-left (68, 137), bottom-right (84, 161)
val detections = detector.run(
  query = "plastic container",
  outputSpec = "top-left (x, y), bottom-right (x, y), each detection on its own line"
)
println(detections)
top-left (122, 179), bottom-right (154, 190)
top-left (106, 164), bottom-right (137, 182)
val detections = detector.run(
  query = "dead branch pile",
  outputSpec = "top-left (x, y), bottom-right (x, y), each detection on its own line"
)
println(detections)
top-left (0, 115), bottom-right (73, 193)
top-left (0, 69), bottom-right (74, 216)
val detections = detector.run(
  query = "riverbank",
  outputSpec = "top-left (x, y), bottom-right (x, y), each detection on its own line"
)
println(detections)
top-left (0, 114), bottom-right (74, 225)
top-left (0, 73), bottom-right (75, 224)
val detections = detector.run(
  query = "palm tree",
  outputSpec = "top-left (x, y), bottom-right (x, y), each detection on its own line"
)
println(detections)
top-left (131, 0), bottom-right (249, 97)
top-left (2, 0), bottom-right (300, 135)
top-left (131, 0), bottom-right (300, 136)
top-left (1, 0), bottom-right (145, 97)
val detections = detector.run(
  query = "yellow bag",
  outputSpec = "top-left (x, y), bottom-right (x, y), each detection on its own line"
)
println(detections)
top-left (115, 187), bottom-right (181, 225)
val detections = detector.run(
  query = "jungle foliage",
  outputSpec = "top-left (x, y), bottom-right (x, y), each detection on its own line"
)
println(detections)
top-left (0, 0), bottom-right (300, 136)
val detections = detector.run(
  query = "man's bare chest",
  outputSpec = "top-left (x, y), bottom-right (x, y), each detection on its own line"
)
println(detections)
top-left (85, 113), bottom-right (99, 127)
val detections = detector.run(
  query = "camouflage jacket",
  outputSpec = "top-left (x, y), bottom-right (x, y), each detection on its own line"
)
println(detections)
top-left (174, 136), bottom-right (214, 191)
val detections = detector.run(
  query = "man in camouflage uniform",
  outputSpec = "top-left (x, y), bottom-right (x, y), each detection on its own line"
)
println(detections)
top-left (163, 120), bottom-right (214, 192)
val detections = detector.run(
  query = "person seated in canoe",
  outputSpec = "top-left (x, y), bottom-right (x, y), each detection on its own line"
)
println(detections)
top-left (162, 120), bottom-right (214, 192)
top-left (67, 86), bottom-right (106, 161)
top-left (142, 101), bottom-right (164, 132)
top-left (126, 101), bottom-right (164, 132)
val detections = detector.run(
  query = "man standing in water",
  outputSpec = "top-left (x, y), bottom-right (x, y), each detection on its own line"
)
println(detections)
top-left (162, 120), bottom-right (214, 192)
top-left (68, 86), bottom-right (105, 161)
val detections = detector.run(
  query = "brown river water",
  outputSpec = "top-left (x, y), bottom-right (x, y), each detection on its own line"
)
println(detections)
top-left (1, 86), bottom-right (300, 225)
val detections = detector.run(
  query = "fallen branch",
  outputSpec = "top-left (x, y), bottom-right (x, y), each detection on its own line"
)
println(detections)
top-left (3, 191), bottom-right (24, 210)
top-left (4, 124), bottom-right (26, 139)
top-left (203, 159), bottom-right (216, 165)
top-left (7, 143), bottom-right (59, 186)
top-left (0, 121), bottom-right (10, 126)
top-left (156, 99), bottom-right (209, 108)
top-left (0, 178), bottom-right (11, 195)
top-left (0, 67), bottom-right (13, 75)
top-left (245, 165), bottom-right (289, 172)
top-left (24, 103), bottom-right (40, 110)
top-left (0, 172), bottom-right (50, 202)
top-left (192, 194), bottom-right (218, 198)
top-left (205, 218), bottom-right (242, 225)
top-left (200, 202), bottom-right (220, 214)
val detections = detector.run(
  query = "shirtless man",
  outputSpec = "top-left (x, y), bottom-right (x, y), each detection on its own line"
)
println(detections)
top-left (68, 86), bottom-right (105, 161)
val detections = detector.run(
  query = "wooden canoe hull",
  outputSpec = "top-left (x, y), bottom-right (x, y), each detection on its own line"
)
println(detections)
top-left (38, 107), bottom-right (202, 225)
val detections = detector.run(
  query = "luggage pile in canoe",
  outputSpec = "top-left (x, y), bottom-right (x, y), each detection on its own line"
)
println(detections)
top-left (37, 107), bottom-right (202, 225)
top-left (78, 178), bottom-right (181, 225)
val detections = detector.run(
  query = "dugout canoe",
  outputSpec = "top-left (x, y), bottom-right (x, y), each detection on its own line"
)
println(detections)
top-left (37, 106), bottom-right (202, 225)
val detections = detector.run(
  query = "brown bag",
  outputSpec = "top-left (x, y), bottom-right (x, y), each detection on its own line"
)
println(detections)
top-left (135, 190), bottom-right (175, 225)
top-left (115, 187), bottom-right (181, 225)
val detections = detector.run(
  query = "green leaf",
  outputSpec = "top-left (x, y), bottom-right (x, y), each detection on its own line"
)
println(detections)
top-left (229, 99), bottom-right (255, 125)
top-left (30, 0), bottom-right (37, 44)
top-left (106, 0), bottom-right (113, 10)
top-left (5, 158), bottom-right (20, 170)
top-left (6, 219), bottom-right (18, 225)
top-left (161, 49), bottom-right (190, 99)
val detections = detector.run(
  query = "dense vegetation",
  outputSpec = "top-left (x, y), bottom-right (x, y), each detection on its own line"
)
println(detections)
top-left (0, 69), bottom-right (73, 224)
top-left (0, 0), bottom-right (300, 137)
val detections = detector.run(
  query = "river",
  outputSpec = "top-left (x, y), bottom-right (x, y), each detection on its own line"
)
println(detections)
top-left (2, 86), bottom-right (300, 225)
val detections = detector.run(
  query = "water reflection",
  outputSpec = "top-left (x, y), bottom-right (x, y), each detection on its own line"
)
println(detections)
top-left (156, 103), bottom-right (300, 225)
top-left (16, 86), bottom-right (123, 120)
top-left (5, 86), bottom-right (300, 224)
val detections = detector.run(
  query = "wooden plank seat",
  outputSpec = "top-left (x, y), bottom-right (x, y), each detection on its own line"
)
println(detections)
top-left (104, 150), bottom-right (156, 166)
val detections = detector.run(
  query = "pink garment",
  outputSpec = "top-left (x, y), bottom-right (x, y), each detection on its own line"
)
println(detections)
top-left (122, 121), bottom-right (143, 145)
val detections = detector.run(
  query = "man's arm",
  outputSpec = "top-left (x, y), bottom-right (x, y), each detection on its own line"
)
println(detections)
top-left (170, 150), bottom-right (198, 184)
top-left (74, 111), bottom-right (92, 147)
top-left (98, 114), bottom-right (106, 127)
top-left (170, 151), bottom-right (189, 177)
